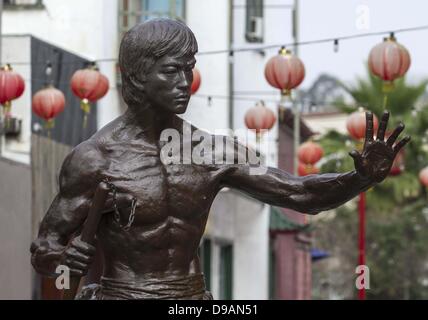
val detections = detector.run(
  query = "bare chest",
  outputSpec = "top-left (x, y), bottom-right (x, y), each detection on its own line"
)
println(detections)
top-left (103, 145), bottom-right (218, 223)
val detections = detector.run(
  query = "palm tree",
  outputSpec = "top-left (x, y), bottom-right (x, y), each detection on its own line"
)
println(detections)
top-left (313, 71), bottom-right (428, 299)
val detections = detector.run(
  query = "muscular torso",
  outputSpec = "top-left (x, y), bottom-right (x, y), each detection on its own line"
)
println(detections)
top-left (91, 117), bottom-right (227, 280)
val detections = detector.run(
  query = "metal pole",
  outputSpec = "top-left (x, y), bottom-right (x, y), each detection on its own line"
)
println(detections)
top-left (358, 192), bottom-right (366, 300)
top-left (228, 0), bottom-right (234, 130)
top-left (292, 0), bottom-right (299, 175)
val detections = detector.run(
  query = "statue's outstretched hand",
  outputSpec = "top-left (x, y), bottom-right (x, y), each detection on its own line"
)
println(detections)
top-left (349, 111), bottom-right (410, 184)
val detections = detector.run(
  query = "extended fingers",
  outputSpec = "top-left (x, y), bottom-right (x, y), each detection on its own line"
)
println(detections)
top-left (365, 112), bottom-right (374, 142)
top-left (386, 123), bottom-right (405, 147)
top-left (393, 136), bottom-right (411, 155)
top-left (377, 110), bottom-right (390, 141)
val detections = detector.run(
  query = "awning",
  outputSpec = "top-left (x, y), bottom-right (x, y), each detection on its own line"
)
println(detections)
top-left (269, 206), bottom-right (310, 233)
top-left (311, 248), bottom-right (330, 262)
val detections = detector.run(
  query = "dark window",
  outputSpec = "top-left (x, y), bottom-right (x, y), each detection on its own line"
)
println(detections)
top-left (4, 0), bottom-right (43, 9)
top-left (30, 37), bottom-right (97, 147)
top-left (199, 238), bottom-right (212, 291)
top-left (246, 0), bottom-right (264, 43)
top-left (119, 0), bottom-right (185, 35)
top-left (142, 0), bottom-right (185, 21)
top-left (219, 243), bottom-right (233, 300)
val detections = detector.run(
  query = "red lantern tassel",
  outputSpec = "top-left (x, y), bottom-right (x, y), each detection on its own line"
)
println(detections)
top-left (382, 81), bottom-right (394, 94)
top-left (80, 98), bottom-right (91, 129)
top-left (2, 101), bottom-right (12, 117)
top-left (45, 119), bottom-right (55, 139)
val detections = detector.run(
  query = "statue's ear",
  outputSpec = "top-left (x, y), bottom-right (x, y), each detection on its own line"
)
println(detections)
top-left (129, 75), bottom-right (145, 92)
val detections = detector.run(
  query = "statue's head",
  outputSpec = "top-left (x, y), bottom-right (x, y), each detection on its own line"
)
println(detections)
top-left (119, 18), bottom-right (198, 115)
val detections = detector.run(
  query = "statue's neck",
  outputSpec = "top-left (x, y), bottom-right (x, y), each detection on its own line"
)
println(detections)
top-left (123, 105), bottom-right (177, 142)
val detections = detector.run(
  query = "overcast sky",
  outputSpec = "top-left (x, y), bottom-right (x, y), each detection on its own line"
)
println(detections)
top-left (297, 0), bottom-right (428, 88)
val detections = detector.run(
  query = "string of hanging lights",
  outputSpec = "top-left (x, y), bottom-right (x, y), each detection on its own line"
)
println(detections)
top-left (0, 26), bottom-right (417, 142)
top-left (4, 24), bottom-right (428, 66)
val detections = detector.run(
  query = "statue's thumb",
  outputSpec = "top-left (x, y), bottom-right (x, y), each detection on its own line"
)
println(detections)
top-left (349, 150), bottom-right (364, 173)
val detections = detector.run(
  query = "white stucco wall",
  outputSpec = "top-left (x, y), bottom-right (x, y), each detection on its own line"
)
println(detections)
top-left (183, 0), bottom-right (230, 132)
top-left (0, 157), bottom-right (32, 299)
top-left (207, 190), bottom-right (269, 299)
top-left (231, 0), bottom-right (289, 168)
top-left (185, 2), bottom-right (271, 299)
top-left (302, 112), bottom-right (349, 136)
top-left (2, 0), bottom-right (121, 159)
top-left (4, 0), bottom-right (108, 59)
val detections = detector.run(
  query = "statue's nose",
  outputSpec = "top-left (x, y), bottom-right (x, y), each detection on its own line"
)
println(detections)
top-left (177, 70), bottom-right (191, 90)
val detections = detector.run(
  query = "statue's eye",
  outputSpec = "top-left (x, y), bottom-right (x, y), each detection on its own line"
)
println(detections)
top-left (163, 67), bottom-right (177, 74)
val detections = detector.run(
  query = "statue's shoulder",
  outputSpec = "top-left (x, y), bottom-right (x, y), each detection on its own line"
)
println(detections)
top-left (66, 140), bottom-right (106, 171)
top-left (67, 115), bottom-right (121, 171)
top-left (59, 139), bottom-right (107, 195)
top-left (178, 118), bottom-right (254, 166)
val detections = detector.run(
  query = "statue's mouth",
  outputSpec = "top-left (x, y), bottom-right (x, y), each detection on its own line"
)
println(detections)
top-left (174, 95), bottom-right (189, 101)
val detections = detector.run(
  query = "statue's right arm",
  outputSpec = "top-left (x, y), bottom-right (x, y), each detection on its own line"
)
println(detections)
top-left (30, 142), bottom-right (105, 277)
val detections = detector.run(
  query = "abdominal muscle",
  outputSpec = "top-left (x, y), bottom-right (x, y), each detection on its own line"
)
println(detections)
top-left (96, 213), bottom-right (205, 281)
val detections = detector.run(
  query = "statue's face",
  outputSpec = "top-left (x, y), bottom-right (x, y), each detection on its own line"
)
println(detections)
top-left (143, 54), bottom-right (196, 115)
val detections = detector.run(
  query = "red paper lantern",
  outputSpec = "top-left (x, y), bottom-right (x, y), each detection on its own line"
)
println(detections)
top-left (297, 141), bottom-right (323, 165)
top-left (70, 66), bottom-right (109, 124)
top-left (419, 167), bottom-right (428, 187)
top-left (389, 150), bottom-right (404, 176)
top-left (298, 162), bottom-right (320, 176)
top-left (0, 64), bottom-right (25, 115)
top-left (264, 47), bottom-right (305, 96)
top-left (244, 101), bottom-right (276, 138)
top-left (86, 73), bottom-right (109, 101)
top-left (191, 68), bottom-right (201, 95)
top-left (396, 43), bottom-right (411, 77)
top-left (32, 86), bottom-right (66, 128)
top-left (346, 110), bottom-right (379, 141)
top-left (368, 35), bottom-right (411, 91)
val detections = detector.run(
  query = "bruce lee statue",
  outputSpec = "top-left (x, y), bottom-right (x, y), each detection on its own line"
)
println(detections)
top-left (30, 18), bottom-right (410, 300)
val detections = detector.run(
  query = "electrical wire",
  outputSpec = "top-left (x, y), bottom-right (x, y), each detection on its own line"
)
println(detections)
top-left (6, 24), bottom-right (428, 107)
top-left (16, 78), bottom-right (278, 104)
top-left (197, 24), bottom-right (428, 55)
top-left (193, 93), bottom-right (281, 104)
top-left (3, 24), bottom-right (428, 65)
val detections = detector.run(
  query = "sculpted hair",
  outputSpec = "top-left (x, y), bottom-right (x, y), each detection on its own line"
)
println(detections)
top-left (119, 18), bottom-right (198, 106)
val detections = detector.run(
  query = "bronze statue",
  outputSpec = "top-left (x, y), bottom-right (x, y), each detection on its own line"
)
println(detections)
top-left (30, 18), bottom-right (410, 300)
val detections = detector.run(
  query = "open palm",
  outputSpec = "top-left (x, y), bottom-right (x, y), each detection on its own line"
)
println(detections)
top-left (349, 111), bottom-right (411, 183)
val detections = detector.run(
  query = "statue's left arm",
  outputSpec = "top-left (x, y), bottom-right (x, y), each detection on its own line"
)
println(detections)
top-left (221, 111), bottom-right (410, 214)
